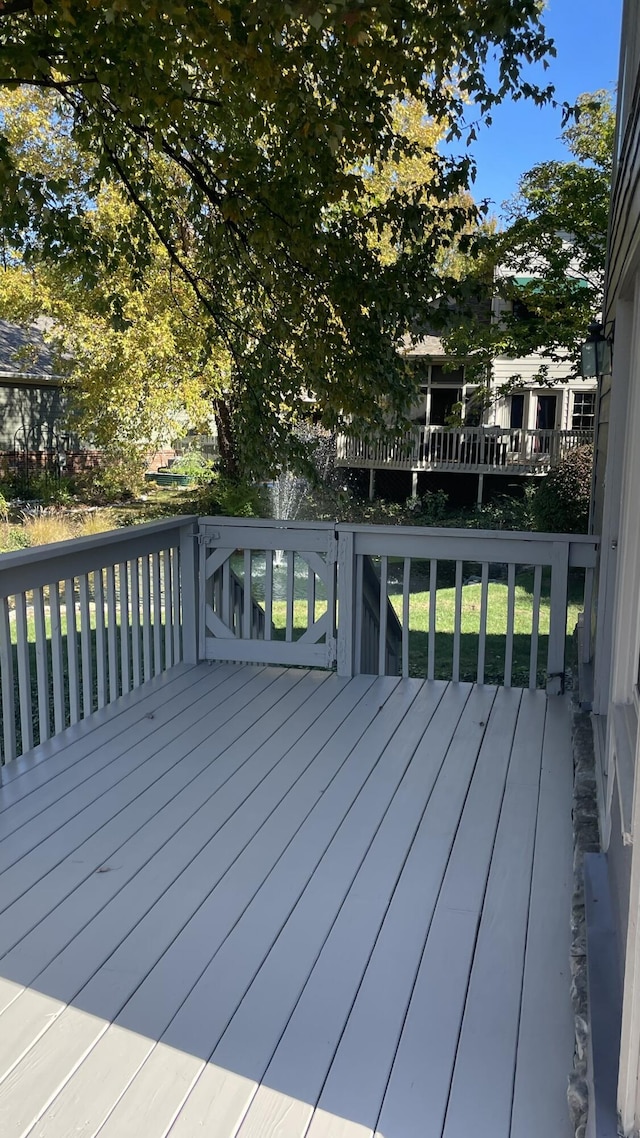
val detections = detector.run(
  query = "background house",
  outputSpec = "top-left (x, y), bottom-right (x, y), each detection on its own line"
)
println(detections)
top-left (336, 323), bottom-right (596, 505)
top-left (0, 319), bottom-right (70, 454)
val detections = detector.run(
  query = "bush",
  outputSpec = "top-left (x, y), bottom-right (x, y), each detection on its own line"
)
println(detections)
top-left (531, 445), bottom-right (592, 534)
top-left (11, 471), bottom-right (75, 506)
top-left (195, 474), bottom-right (268, 518)
top-left (406, 489), bottom-right (449, 525)
top-left (169, 450), bottom-right (215, 485)
top-left (474, 488), bottom-right (536, 532)
top-left (75, 453), bottom-right (145, 501)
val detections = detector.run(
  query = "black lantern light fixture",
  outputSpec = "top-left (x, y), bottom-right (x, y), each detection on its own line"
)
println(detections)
top-left (580, 320), bottom-right (612, 378)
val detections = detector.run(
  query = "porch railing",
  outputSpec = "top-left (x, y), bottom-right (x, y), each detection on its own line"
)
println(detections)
top-left (336, 426), bottom-right (593, 473)
top-left (335, 524), bottom-right (598, 692)
top-left (0, 515), bottom-right (599, 765)
top-left (0, 517), bottom-right (198, 764)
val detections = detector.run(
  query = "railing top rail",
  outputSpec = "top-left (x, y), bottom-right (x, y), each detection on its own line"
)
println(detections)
top-left (336, 521), bottom-right (599, 544)
top-left (337, 522), bottom-right (599, 568)
top-left (0, 515), bottom-right (198, 599)
top-left (199, 516), bottom-right (336, 531)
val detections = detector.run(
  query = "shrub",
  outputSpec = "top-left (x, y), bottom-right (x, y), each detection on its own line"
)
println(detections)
top-left (12, 471), bottom-right (75, 506)
top-left (169, 450), bottom-right (215, 485)
top-left (475, 488), bottom-right (536, 532)
top-left (531, 445), bottom-right (593, 534)
top-left (196, 475), bottom-right (268, 518)
top-left (407, 489), bottom-right (449, 525)
top-left (76, 453), bottom-right (146, 501)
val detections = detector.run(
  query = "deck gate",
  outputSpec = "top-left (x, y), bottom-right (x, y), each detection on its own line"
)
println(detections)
top-left (198, 519), bottom-right (337, 668)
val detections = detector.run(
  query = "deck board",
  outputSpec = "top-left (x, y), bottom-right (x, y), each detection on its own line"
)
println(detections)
top-left (0, 664), bottom-right (575, 1138)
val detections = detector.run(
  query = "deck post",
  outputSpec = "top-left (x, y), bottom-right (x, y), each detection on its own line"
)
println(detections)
top-left (546, 540), bottom-right (570, 694)
top-left (411, 471), bottom-right (418, 499)
top-left (476, 473), bottom-right (484, 508)
top-left (180, 520), bottom-right (200, 663)
top-left (368, 469), bottom-right (375, 501)
top-left (336, 528), bottom-right (356, 676)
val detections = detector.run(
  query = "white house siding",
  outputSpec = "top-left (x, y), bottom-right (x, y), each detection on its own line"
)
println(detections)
top-left (592, 4), bottom-right (640, 1130)
top-left (490, 355), bottom-right (596, 432)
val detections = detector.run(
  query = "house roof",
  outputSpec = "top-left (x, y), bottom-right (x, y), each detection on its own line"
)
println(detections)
top-left (0, 319), bottom-right (59, 381)
top-left (400, 334), bottom-right (448, 359)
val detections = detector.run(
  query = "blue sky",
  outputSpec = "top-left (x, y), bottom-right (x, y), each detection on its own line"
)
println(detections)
top-left (458, 0), bottom-right (623, 218)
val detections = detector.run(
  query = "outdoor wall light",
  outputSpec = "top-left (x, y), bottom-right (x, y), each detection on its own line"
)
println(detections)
top-left (580, 320), bottom-right (612, 378)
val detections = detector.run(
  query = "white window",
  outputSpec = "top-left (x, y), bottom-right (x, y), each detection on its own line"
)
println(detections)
top-left (572, 391), bottom-right (596, 430)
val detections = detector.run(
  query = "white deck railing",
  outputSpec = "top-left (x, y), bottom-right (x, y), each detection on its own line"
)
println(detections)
top-left (0, 515), bottom-right (599, 764)
top-left (0, 517), bottom-right (199, 764)
top-left (336, 426), bottom-right (593, 473)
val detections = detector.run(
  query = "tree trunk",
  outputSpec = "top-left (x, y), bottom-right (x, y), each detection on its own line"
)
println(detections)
top-left (214, 398), bottom-right (240, 481)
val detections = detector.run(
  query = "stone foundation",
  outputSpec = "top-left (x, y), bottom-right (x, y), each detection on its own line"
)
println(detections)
top-left (568, 702), bottom-right (602, 1138)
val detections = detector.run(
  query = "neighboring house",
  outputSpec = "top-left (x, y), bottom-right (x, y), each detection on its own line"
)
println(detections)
top-left (581, 2), bottom-right (640, 1134)
top-left (0, 319), bottom-right (102, 477)
top-left (336, 297), bottom-right (597, 505)
top-left (0, 319), bottom-right (69, 452)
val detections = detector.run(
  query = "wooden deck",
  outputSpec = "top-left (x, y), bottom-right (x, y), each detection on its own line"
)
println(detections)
top-left (0, 661), bottom-right (574, 1138)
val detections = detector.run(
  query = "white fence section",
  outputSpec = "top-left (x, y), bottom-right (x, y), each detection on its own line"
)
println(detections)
top-left (0, 514), bottom-right (599, 765)
top-left (198, 518), bottom-right (337, 668)
top-left (0, 517), bottom-right (198, 764)
top-left (336, 426), bottom-right (593, 474)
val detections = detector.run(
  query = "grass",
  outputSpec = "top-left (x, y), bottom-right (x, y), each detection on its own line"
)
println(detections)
top-left (269, 567), bottom-right (583, 687)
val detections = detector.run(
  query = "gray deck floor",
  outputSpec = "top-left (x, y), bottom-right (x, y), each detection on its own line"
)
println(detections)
top-left (0, 662), bottom-right (574, 1138)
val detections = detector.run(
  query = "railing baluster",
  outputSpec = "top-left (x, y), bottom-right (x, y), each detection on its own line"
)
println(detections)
top-left (582, 565), bottom-right (594, 664)
top-left (243, 548), bottom-right (252, 640)
top-left (307, 559), bottom-right (316, 632)
top-left (354, 553), bottom-right (364, 674)
top-left (172, 548), bottom-right (181, 662)
top-left (529, 564), bottom-right (543, 689)
top-left (285, 551), bottom-right (294, 642)
top-left (0, 595), bottom-right (16, 763)
top-left (130, 558), bottom-right (142, 689)
top-left (78, 574), bottom-right (92, 718)
top-left (142, 555), bottom-right (152, 681)
top-left (264, 550), bottom-right (273, 641)
top-left (106, 564), bottom-right (119, 699)
top-left (119, 561), bottom-right (131, 693)
top-left (162, 549), bottom-right (173, 669)
top-left (428, 558), bottom-right (437, 680)
top-left (152, 552), bottom-right (163, 675)
top-left (14, 591), bottom-right (33, 753)
top-left (504, 563), bottom-right (516, 688)
top-left (547, 540), bottom-right (570, 693)
top-left (402, 557), bottom-right (410, 679)
top-left (453, 559), bottom-right (463, 683)
top-left (222, 558), bottom-right (232, 632)
top-left (50, 581), bottom-right (65, 733)
top-left (94, 569), bottom-right (107, 708)
top-left (65, 578), bottom-right (80, 725)
top-left (477, 562), bottom-right (489, 685)
top-left (378, 555), bottom-right (388, 676)
top-left (34, 585), bottom-right (51, 739)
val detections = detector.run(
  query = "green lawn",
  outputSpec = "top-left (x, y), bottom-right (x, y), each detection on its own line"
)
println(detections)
top-left (270, 569), bottom-right (583, 687)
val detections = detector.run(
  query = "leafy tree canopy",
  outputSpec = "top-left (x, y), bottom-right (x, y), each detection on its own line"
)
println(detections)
top-left (442, 89), bottom-right (614, 391)
top-left (0, 1), bottom-right (556, 476)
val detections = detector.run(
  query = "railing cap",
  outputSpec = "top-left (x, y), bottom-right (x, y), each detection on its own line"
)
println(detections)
top-left (0, 515), bottom-right (198, 572)
top-left (335, 522), bottom-right (599, 544)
